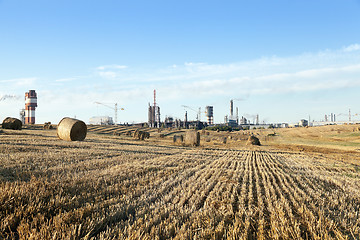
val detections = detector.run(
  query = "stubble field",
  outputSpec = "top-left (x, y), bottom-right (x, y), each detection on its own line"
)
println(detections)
top-left (0, 126), bottom-right (360, 239)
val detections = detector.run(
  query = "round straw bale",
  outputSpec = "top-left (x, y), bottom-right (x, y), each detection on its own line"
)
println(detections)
top-left (133, 129), bottom-right (140, 138)
top-left (246, 135), bottom-right (261, 146)
top-left (139, 131), bottom-right (144, 139)
top-left (144, 132), bottom-right (150, 139)
top-left (43, 122), bottom-right (53, 129)
top-left (173, 135), bottom-right (184, 144)
top-left (133, 129), bottom-right (142, 140)
top-left (133, 130), bottom-right (149, 140)
top-left (185, 131), bottom-right (200, 146)
top-left (57, 117), bottom-right (87, 141)
top-left (2, 117), bottom-right (22, 130)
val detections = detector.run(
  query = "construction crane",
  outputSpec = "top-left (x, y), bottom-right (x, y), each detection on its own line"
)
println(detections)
top-left (336, 111), bottom-right (360, 122)
top-left (181, 105), bottom-right (202, 121)
top-left (94, 102), bottom-right (124, 124)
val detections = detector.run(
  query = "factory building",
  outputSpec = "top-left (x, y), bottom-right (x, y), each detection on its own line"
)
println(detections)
top-left (25, 90), bottom-right (37, 124)
top-left (148, 90), bottom-right (161, 128)
top-left (226, 100), bottom-right (239, 127)
top-left (148, 105), bottom-right (160, 128)
top-left (19, 109), bottom-right (25, 124)
top-left (299, 119), bottom-right (309, 127)
top-left (89, 116), bottom-right (114, 125)
top-left (239, 116), bottom-right (248, 125)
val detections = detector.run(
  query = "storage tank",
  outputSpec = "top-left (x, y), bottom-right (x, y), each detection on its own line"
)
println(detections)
top-left (205, 106), bottom-right (214, 125)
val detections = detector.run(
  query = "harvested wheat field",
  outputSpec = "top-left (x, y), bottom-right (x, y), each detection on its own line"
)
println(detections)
top-left (1, 126), bottom-right (360, 239)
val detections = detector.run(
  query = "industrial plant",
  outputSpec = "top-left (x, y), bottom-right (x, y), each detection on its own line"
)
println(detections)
top-left (2, 89), bottom-right (360, 129)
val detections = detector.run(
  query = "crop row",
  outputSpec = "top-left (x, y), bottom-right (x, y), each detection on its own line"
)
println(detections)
top-left (0, 130), bottom-right (359, 239)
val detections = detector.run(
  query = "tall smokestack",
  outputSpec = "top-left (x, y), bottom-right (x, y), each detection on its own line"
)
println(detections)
top-left (236, 107), bottom-right (239, 124)
top-left (230, 100), bottom-right (233, 118)
top-left (25, 90), bottom-right (37, 124)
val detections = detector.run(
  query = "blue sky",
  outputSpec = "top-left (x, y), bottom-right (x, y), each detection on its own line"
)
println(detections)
top-left (1, 0), bottom-right (360, 124)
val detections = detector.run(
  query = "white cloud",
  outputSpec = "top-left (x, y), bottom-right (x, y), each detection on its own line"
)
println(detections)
top-left (96, 65), bottom-right (128, 70)
top-left (2, 44), bottom-right (360, 124)
top-left (343, 44), bottom-right (360, 52)
top-left (88, 44), bottom-right (360, 103)
top-left (0, 77), bottom-right (37, 86)
top-left (55, 77), bottom-right (77, 82)
top-left (98, 71), bottom-right (118, 79)
top-left (96, 65), bottom-right (129, 80)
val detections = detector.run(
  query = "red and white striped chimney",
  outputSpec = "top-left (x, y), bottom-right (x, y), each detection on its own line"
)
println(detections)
top-left (25, 90), bottom-right (37, 124)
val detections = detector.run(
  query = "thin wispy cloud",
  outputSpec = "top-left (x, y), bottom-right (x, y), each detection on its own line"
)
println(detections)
top-left (55, 76), bottom-right (85, 82)
top-left (96, 65), bottom-right (128, 70)
top-left (98, 71), bottom-right (118, 79)
top-left (0, 77), bottom-right (37, 86)
top-left (88, 44), bottom-right (360, 103)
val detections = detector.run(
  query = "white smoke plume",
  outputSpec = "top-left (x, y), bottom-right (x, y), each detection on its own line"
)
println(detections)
top-left (0, 95), bottom-right (21, 101)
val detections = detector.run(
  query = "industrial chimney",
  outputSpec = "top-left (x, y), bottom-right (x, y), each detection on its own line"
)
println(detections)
top-left (25, 90), bottom-right (37, 124)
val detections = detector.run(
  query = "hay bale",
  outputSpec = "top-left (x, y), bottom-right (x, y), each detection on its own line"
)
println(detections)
top-left (2, 117), bottom-right (22, 130)
top-left (43, 122), bottom-right (53, 130)
top-left (173, 135), bottom-right (184, 144)
top-left (133, 130), bottom-right (149, 140)
top-left (133, 129), bottom-right (140, 138)
top-left (246, 135), bottom-right (261, 146)
top-left (144, 132), bottom-right (150, 139)
top-left (138, 132), bottom-right (145, 140)
top-left (185, 131), bottom-right (200, 146)
top-left (57, 117), bottom-right (87, 141)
